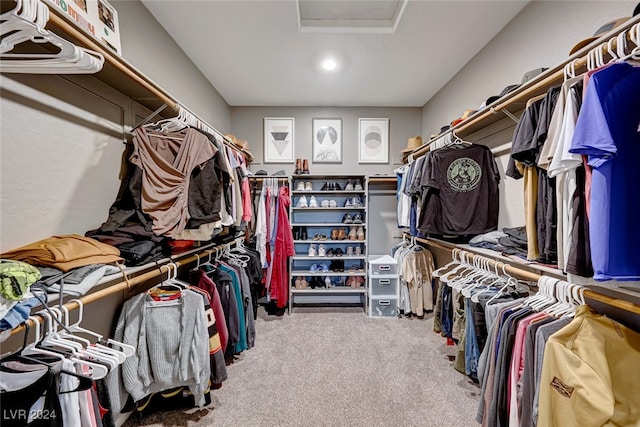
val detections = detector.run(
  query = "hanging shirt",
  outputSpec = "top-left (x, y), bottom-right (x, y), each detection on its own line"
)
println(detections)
top-left (130, 127), bottom-right (216, 237)
top-left (569, 62), bottom-right (640, 281)
top-left (420, 144), bottom-right (500, 235)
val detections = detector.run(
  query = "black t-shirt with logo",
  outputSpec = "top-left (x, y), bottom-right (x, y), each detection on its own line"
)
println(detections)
top-left (418, 144), bottom-right (500, 235)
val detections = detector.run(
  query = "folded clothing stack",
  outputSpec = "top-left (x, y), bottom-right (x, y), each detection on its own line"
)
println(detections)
top-left (1, 234), bottom-right (122, 272)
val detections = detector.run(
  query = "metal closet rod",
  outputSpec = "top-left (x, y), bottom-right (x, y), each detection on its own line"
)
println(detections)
top-left (408, 15), bottom-right (640, 162)
top-left (413, 235), bottom-right (640, 315)
top-left (9, 237), bottom-right (245, 338)
top-left (46, 9), bottom-right (248, 155)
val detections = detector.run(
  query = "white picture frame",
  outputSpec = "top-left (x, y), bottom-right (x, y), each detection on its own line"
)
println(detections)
top-left (358, 118), bottom-right (389, 164)
top-left (312, 118), bottom-right (342, 163)
top-left (264, 117), bottom-right (295, 163)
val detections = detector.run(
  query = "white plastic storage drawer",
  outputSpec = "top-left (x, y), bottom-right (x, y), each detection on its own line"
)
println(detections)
top-left (368, 255), bottom-right (397, 276)
top-left (370, 277), bottom-right (399, 296)
top-left (369, 298), bottom-right (399, 318)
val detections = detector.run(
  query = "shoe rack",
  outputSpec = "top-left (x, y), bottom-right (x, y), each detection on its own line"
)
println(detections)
top-left (289, 174), bottom-right (369, 313)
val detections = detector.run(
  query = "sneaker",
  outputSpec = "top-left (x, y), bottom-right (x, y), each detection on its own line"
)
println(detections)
top-left (320, 199), bottom-right (330, 208)
top-left (345, 180), bottom-right (354, 191)
top-left (344, 198), bottom-right (353, 208)
top-left (334, 248), bottom-right (344, 257)
top-left (296, 182), bottom-right (305, 191)
top-left (348, 226), bottom-right (357, 240)
top-left (352, 196), bottom-right (363, 208)
top-left (296, 195), bottom-right (308, 208)
top-left (346, 246), bottom-right (354, 256)
top-left (354, 180), bottom-right (363, 191)
top-left (308, 244), bottom-right (317, 256)
top-left (318, 244), bottom-right (327, 257)
top-left (357, 226), bottom-right (365, 241)
top-left (354, 245), bottom-right (362, 255)
top-left (352, 213), bottom-right (363, 224)
top-left (327, 248), bottom-right (335, 257)
top-left (321, 182), bottom-right (329, 191)
top-left (309, 196), bottom-right (318, 208)
top-left (342, 213), bottom-right (353, 224)
top-left (319, 263), bottom-right (329, 272)
top-left (329, 199), bottom-right (337, 208)
top-left (304, 181), bottom-right (313, 191)
top-left (333, 182), bottom-right (342, 190)
top-left (310, 263), bottom-right (319, 272)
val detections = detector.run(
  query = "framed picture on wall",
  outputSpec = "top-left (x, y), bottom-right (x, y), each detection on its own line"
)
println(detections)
top-left (264, 117), bottom-right (295, 163)
top-left (312, 118), bottom-right (342, 163)
top-left (358, 118), bottom-right (389, 164)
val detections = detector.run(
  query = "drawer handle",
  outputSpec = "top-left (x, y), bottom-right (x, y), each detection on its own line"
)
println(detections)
top-left (378, 279), bottom-right (390, 285)
top-left (378, 265), bottom-right (391, 271)
top-left (378, 300), bottom-right (391, 306)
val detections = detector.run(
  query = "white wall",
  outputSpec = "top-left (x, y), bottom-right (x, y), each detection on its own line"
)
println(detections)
top-left (231, 106), bottom-right (422, 175)
top-left (421, 1), bottom-right (636, 230)
top-left (421, 1), bottom-right (636, 137)
top-left (0, 0), bottom-right (230, 252)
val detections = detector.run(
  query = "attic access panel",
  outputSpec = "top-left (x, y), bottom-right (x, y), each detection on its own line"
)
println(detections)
top-left (297, 0), bottom-right (407, 33)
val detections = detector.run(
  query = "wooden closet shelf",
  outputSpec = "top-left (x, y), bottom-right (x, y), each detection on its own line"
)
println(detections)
top-left (9, 237), bottom-right (246, 338)
top-left (408, 14), bottom-right (640, 160)
top-left (413, 235), bottom-right (640, 315)
top-left (42, 7), bottom-right (252, 158)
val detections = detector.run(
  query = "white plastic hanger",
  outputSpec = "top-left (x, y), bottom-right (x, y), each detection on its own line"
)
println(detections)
top-left (66, 299), bottom-right (135, 357)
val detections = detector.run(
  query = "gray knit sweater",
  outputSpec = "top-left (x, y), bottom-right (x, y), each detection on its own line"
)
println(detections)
top-left (106, 289), bottom-right (210, 416)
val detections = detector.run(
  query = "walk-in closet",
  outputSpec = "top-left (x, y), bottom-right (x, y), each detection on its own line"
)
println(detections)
top-left (1, 1), bottom-right (639, 426)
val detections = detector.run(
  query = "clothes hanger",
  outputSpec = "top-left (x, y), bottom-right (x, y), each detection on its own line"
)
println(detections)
top-left (485, 264), bottom-right (518, 305)
top-left (65, 299), bottom-right (135, 357)
top-left (37, 308), bottom-right (120, 370)
top-left (432, 248), bottom-right (461, 278)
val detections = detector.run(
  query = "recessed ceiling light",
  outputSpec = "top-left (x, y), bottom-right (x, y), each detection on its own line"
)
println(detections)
top-left (322, 58), bottom-right (337, 71)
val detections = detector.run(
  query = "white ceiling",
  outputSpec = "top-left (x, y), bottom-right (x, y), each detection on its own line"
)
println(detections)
top-left (141, 0), bottom-right (528, 107)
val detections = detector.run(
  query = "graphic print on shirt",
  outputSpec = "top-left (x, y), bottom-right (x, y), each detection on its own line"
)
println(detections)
top-left (447, 157), bottom-right (482, 192)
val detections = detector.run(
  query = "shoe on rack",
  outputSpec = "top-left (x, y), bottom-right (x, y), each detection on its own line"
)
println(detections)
top-left (318, 244), bottom-right (327, 257)
top-left (296, 195), bottom-right (308, 208)
top-left (334, 248), bottom-right (344, 257)
top-left (342, 213), bottom-right (353, 224)
top-left (357, 226), bottom-right (365, 241)
top-left (338, 228), bottom-right (348, 240)
top-left (296, 181), bottom-right (305, 191)
top-left (300, 227), bottom-right (308, 241)
top-left (294, 159), bottom-right (303, 175)
top-left (321, 182), bottom-right (328, 191)
top-left (354, 180), bottom-right (363, 191)
top-left (309, 196), bottom-right (318, 208)
top-left (302, 159), bottom-right (310, 174)
top-left (325, 276), bottom-right (333, 287)
top-left (344, 198), bottom-right (353, 208)
top-left (305, 181), bottom-right (313, 191)
top-left (346, 246), bottom-right (354, 256)
top-left (293, 227), bottom-right (300, 240)
top-left (319, 263), bottom-right (329, 272)
top-left (348, 226), bottom-right (357, 241)
top-left (329, 199), bottom-right (337, 208)
top-left (300, 277), bottom-right (309, 289)
top-left (352, 196), bottom-right (363, 207)
top-left (331, 228), bottom-right (339, 240)
top-left (308, 244), bottom-right (317, 256)
top-left (345, 180), bottom-right (354, 191)
top-left (294, 276), bottom-right (302, 289)
top-left (327, 248), bottom-right (335, 257)
top-left (352, 213), bottom-right (363, 224)
top-left (333, 182), bottom-right (342, 191)
top-left (310, 263), bottom-right (319, 273)
top-left (321, 199), bottom-right (330, 208)
top-left (354, 245), bottom-right (362, 255)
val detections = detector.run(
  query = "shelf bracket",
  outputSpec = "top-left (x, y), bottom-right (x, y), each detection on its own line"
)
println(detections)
top-left (501, 108), bottom-right (520, 124)
top-left (131, 104), bottom-right (169, 131)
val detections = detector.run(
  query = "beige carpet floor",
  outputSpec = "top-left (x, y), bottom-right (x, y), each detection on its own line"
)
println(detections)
top-left (124, 307), bottom-right (480, 427)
